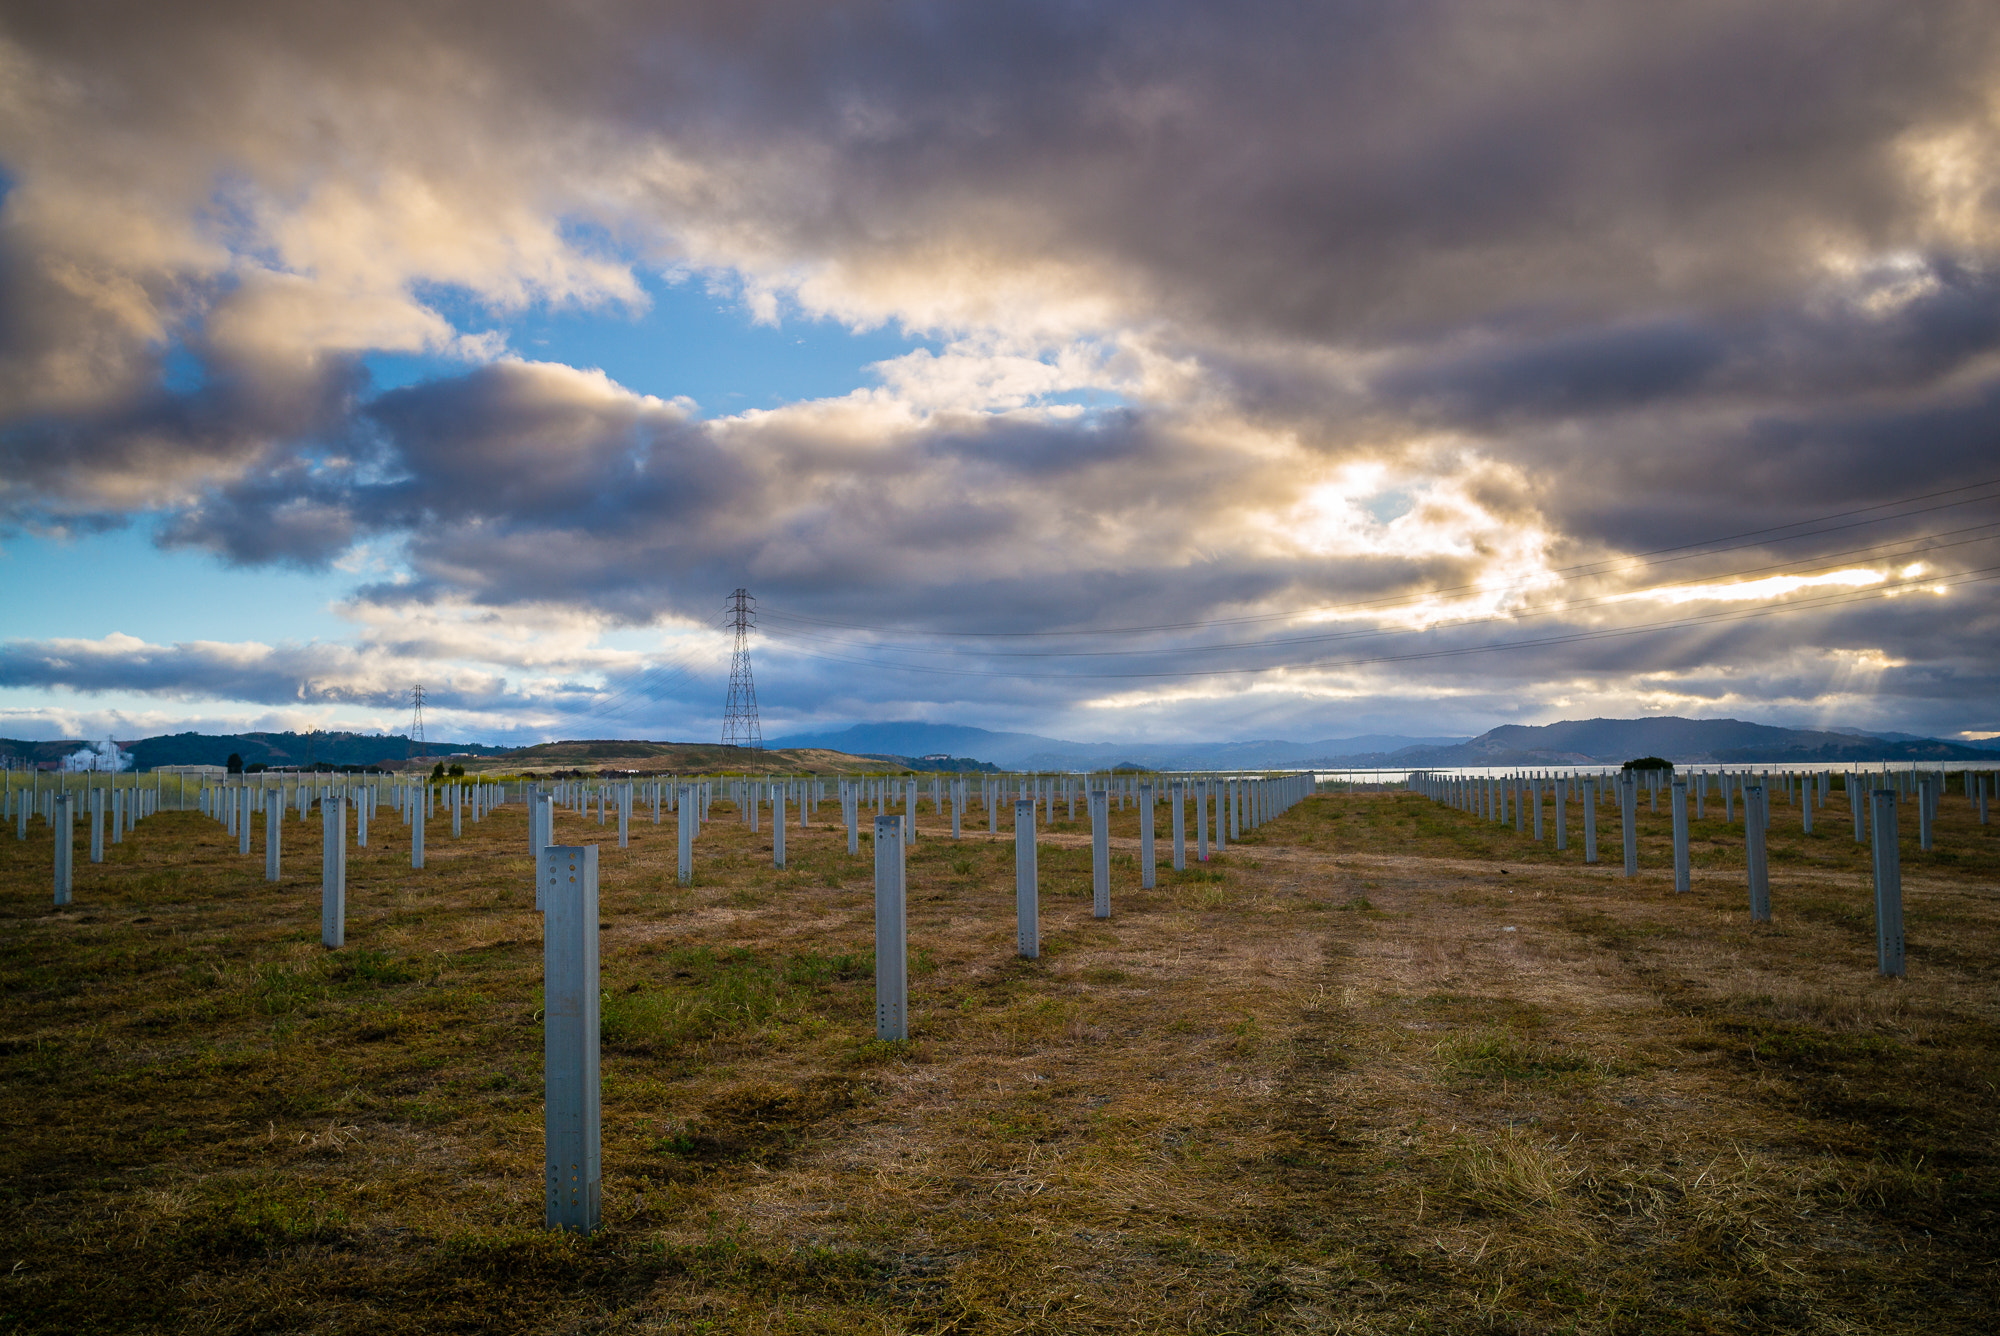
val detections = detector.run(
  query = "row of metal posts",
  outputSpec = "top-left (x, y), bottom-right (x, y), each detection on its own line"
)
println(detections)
top-left (11, 777), bottom-right (164, 903)
top-left (1409, 766), bottom-right (1941, 976)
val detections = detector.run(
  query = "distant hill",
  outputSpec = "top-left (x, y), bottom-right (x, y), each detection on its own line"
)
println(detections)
top-left (490, 739), bottom-right (894, 774)
top-left (773, 717), bottom-right (1998, 770)
top-left (1377, 718), bottom-right (1999, 768)
top-left (770, 723), bottom-right (1061, 766)
top-left (7, 717), bottom-right (1989, 776)
top-left (0, 731), bottom-right (510, 772)
top-left (769, 721), bottom-right (1466, 770)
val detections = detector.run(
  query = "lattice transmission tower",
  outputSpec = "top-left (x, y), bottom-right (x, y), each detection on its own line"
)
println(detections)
top-left (407, 684), bottom-right (427, 765)
top-left (721, 589), bottom-right (762, 749)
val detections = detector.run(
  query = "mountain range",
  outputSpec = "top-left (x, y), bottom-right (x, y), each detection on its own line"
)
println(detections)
top-left (5, 716), bottom-right (1994, 774)
top-left (0, 731), bottom-right (512, 772)
top-left (772, 718), bottom-right (2000, 769)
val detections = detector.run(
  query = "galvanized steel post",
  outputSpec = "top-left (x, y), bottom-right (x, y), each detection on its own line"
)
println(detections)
top-left (1090, 787), bottom-right (1110, 919)
top-left (1745, 786), bottom-right (1769, 922)
top-left (1139, 782), bottom-right (1156, 888)
top-left (1870, 791), bottom-right (1904, 977)
top-left (1620, 774), bottom-right (1638, 878)
top-left (322, 796), bottom-right (346, 948)
top-left (1015, 799), bottom-right (1039, 959)
top-left (874, 816), bottom-right (908, 1041)
top-left (1671, 779), bottom-right (1690, 894)
top-left (541, 844), bottom-right (601, 1233)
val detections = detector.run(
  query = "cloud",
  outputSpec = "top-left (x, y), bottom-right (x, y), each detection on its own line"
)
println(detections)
top-left (3, 1), bottom-right (2000, 739)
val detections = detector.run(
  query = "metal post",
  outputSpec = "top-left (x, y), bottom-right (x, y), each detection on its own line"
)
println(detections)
top-left (1532, 780), bottom-right (1543, 841)
top-left (412, 788), bottom-right (426, 869)
top-left (1139, 782), bottom-right (1156, 889)
top-left (322, 796), bottom-right (347, 948)
top-left (1090, 787), bottom-right (1110, 919)
top-left (1671, 779), bottom-right (1690, 894)
top-left (1554, 777), bottom-right (1568, 851)
top-left (1745, 786), bottom-right (1769, 922)
top-left (541, 844), bottom-right (601, 1233)
top-left (1171, 780), bottom-right (1186, 870)
top-left (1197, 780), bottom-right (1209, 861)
top-left (531, 794), bottom-right (551, 905)
top-left (1870, 791), bottom-right (1904, 977)
top-left (266, 791), bottom-right (282, 881)
top-left (1015, 799), bottom-right (1039, 959)
top-left (1917, 778), bottom-right (1933, 851)
top-left (1620, 775), bottom-right (1638, 878)
top-left (677, 788), bottom-right (694, 886)
top-left (90, 787), bottom-right (105, 864)
top-left (774, 787), bottom-right (786, 868)
top-left (238, 784), bottom-right (252, 856)
top-left (847, 783), bottom-right (860, 854)
top-left (874, 816), bottom-right (908, 1041)
top-left (53, 793), bottom-right (74, 905)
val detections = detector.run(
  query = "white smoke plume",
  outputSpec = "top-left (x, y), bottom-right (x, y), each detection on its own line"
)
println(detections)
top-left (61, 738), bottom-right (132, 773)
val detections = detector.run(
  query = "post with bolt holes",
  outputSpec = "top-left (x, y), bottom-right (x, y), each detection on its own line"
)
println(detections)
top-left (1090, 787), bottom-right (1111, 919)
top-left (1139, 782), bottom-right (1156, 889)
top-left (53, 794), bottom-right (74, 905)
top-left (321, 795), bottom-right (348, 947)
top-left (1671, 779), bottom-right (1690, 894)
top-left (266, 791), bottom-right (283, 882)
top-left (773, 787), bottom-right (786, 868)
top-left (542, 844), bottom-right (600, 1233)
top-left (1620, 775), bottom-right (1638, 878)
top-left (1745, 786), bottom-right (1769, 922)
top-left (1015, 799), bottom-right (1039, 959)
top-left (1172, 780), bottom-right (1187, 870)
top-left (676, 787), bottom-right (695, 886)
top-left (532, 795), bottom-right (554, 905)
top-left (1870, 791), bottom-right (1904, 977)
top-left (874, 816), bottom-right (908, 1041)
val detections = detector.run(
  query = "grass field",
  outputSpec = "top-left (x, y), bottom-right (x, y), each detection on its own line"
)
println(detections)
top-left (2, 782), bottom-right (1996, 1333)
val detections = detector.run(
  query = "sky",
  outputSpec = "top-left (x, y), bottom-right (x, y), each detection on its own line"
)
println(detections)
top-left (3, 0), bottom-right (1999, 749)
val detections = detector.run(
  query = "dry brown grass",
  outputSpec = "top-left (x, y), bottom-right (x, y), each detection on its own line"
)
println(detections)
top-left (1, 783), bottom-right (1996, 1333)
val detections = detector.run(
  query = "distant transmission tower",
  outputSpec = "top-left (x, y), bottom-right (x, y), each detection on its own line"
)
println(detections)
top-left (721, 589), bottom-right (763, 749)
top-left (408, 684), bottom-right (427, 765)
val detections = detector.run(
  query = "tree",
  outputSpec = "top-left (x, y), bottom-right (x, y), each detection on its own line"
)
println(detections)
top-left (431, 762), bottom-right (446, 780)
top-left (448, 763), bottom-right (465, 778)
top-left (1622, 756), bottom-right (1673, 772)
top-left (227, 752), bottom-right (244, 774)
